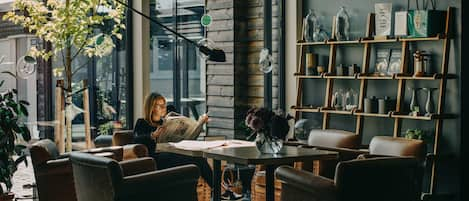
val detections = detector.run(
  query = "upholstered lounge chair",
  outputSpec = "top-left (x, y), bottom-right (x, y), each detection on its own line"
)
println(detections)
top-left (275, 157), bottom-right (421, 201)
top-left (70, 152), bottom-right (200, 201)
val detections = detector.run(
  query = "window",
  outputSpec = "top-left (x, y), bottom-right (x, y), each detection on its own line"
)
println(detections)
top-left (150, 0), bottom-right (206, 119)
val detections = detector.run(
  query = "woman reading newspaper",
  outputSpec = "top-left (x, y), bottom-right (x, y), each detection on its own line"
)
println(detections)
top-left (133, 92), bottom-right (213, 187)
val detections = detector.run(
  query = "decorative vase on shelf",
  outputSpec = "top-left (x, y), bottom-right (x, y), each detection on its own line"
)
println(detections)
top-left (304, 9), bottom-right (319, 42)
top-left (255, 132), bottom-right (283, 154)
top-left (409, 87), bottom-right (421, 116)
top-left (335, 6), bottom-right (350, 41)
top-left (423, 88), bottom-right (437, 116)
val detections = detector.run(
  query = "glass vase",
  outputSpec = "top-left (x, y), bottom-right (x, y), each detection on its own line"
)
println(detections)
top-left (303, 9), bottom-right (319, 42)
top-left (409, 87), bottom-right (421, 115)
top-left (255, 132), bottom-right (283, 154)
top-left (423, 88), bottom-right (437, 116)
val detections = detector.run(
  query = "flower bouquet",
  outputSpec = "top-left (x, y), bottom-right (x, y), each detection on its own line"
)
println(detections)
top-left (244, 107), bottom-right (293, 153)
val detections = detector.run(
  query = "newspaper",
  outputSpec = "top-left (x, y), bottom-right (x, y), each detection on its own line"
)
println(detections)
top-left (156, 113), bottom-right (206, 143)
top-left (169, 140), bottom-right (255, 151)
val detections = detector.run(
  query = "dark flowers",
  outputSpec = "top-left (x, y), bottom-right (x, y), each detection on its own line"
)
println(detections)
top-left (245, 107), bottom-right (293, 140)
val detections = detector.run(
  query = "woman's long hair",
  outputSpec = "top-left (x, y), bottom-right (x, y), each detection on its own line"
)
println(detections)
top-left (143, 92), bottom-right (165, 126)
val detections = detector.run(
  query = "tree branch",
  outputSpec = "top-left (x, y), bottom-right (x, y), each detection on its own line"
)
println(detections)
top-left (71, 59), bottom-right (91, 76)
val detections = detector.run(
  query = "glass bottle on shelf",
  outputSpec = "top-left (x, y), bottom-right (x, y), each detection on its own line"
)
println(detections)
top-left (423, 88), bottom-right (437, 116)
top-left (335, 6), bottom-right (350, 41)
top-left (303, 9), bottom-right (319, 42)
top-left (409, 87), bottom-right (421, 116)
top-left (345, 88), bottom-right (358, 111)
top-left (332, 89), bottom-right (344, 110)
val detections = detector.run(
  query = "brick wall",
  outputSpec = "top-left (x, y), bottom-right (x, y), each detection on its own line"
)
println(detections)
top-left (206, 0), bottom-right (280, 139)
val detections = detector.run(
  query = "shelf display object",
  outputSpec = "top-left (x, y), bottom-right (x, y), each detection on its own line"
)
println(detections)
top-left (293, 5), bottom-right (455, 197)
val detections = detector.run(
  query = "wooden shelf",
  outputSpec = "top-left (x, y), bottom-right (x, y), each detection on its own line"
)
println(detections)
top-left (294, 73), bottom-right (323, 79)
top-left (391, 112), bottom-right (456, 120)
top-left (323, 73), bottom-right (357, 79)
top-left (361, 38), bottom-right (399, 43)
top-left (399, 34), bottom-right (445, 42)
top-left (395, 73), bottom-right (457, 80)
top-left (296, 41), bottom-right (328, 46)
top-left (354, 111), bottom-right (392, 118)
top-left (294, 7), bottom-right (454, 196)
top-left (327, 40), bottom-right (361, 45)
top-left (320, 108), bottom-right (354, 115)
top-left (291, 106), bottom-right (321, 113)
top-left (357, 73), bottom-right (394, 80)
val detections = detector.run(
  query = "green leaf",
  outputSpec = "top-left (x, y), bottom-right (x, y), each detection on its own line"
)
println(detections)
top-left (19, 104), bottom-right (28, 116)
top-left (20, 127), bottom-right (31, 142)
top-left (19, 100), bottom-right (30, 106)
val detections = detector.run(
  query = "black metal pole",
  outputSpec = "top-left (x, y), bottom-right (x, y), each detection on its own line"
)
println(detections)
top-left (126, 0), bottom-right (134, 129)
top-left (264, 0), bottom-right (272, 109)
top-left (172, 0), bottom-right (181, 112)
top-left (279, 0), bottom-right (286, 111)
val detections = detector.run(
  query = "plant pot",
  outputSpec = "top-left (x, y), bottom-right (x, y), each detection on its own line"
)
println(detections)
top-left (0, 192), bottom-right (14, 201)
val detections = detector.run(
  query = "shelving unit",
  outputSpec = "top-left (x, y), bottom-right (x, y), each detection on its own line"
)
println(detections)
top-left (293, 7), bottom-right (455, 195)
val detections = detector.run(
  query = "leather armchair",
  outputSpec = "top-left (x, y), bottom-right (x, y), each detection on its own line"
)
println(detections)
top-left (70, 152), bottom-right (200, 201)
top-left (30, 139), bottom-right (149, 201)
top-left (287, 129), bottom-right (364, 178)
top-left (275, 157), bottom-right (421, 201)
top-left (366, 136), bottom-right (426, 160)
top-left (111, 130), bottom-right (149, 160)
top-left (30, 139), bottom-right (124, 201)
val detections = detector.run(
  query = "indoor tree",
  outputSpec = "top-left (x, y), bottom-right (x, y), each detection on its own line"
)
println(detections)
top-left (3, 0), bottom-right (127, 152)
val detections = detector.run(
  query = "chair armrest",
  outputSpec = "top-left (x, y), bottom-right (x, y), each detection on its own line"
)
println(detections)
top-left (84, 146), bottom-right (123, 161)
top-left (35, 158), bottom-right (72, 176)
top-left (119, 164), bottom-right (199, 198)
top-left (300, 145), bottom-right (368, 160)
top-left (119, 157), bottom-right (156, 177)
top-left (275, 166), bottom-right (337, 198)
top-left (122, 144), bottom-right (149, 160)
top-left (357, 153), bottom-right (393, 159)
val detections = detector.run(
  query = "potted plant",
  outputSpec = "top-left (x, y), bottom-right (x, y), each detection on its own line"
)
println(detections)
top-left (0, 80), bottom-right (31, 201)
top-left (404, 129), bottom-right (425, 140)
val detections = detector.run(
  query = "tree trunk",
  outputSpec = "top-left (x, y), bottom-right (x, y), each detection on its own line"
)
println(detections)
top-left (65, 45), bottom-right (73, 152)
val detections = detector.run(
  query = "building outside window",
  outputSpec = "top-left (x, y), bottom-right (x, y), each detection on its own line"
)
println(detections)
top-left (150, 0), bottom-right (206, 120)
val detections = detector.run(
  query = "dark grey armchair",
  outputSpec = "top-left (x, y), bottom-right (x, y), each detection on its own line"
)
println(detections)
top-left (275, 157), bottom-right (421, 201)
top-left (70, 152), bottom-right (200, 201)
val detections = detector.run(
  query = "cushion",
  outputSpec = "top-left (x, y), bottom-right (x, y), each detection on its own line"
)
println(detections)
top-left (307, 129), bottom-right (359, 149)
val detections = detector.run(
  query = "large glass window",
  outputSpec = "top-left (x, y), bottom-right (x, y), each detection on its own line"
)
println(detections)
top-left (50, 8), bottom-right (132, 141)
top-left (150, 0), bottom-right (206, 119)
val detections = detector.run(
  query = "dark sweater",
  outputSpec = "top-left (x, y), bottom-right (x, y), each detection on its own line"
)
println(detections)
top-left (133, 118), bottom-right (162, 153)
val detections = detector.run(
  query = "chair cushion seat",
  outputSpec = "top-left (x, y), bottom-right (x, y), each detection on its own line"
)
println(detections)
top-left (307, 129), bottom-right (359, 149)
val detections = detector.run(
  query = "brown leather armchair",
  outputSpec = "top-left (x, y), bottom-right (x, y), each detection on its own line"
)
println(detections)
top-left (70, 152), bottom-right (200, 201)
top-left (30, 139), bottom-right (148, 201)
top-left (366, 136), bottom-right (426, 160)
top-left (111, 130), bottom-right (149, 160)
top-left (286, 129), bottom-right (363, 178)
top-left (275, 157), bottom-right (421, 201)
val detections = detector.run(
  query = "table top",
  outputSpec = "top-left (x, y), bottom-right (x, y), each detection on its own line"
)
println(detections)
top-left (157, 143), bottom-right (205, 157)
top-left (203, 146), bottom-right (337, 165)
top-left (157, 141), bottom-right (338, 165)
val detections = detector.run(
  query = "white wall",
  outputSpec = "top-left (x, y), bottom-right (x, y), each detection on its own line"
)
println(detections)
top-left (132, 0), bottom-right (151, 123)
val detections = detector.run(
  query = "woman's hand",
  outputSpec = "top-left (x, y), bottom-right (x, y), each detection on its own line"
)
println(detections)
top-left (151, 127), bottom-right (166, 140)
top-left (199, 112), bottom-right (210, 124)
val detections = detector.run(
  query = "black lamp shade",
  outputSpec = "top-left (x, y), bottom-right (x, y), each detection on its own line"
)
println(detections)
top-left (199, 46), bottom-right (226, 62)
